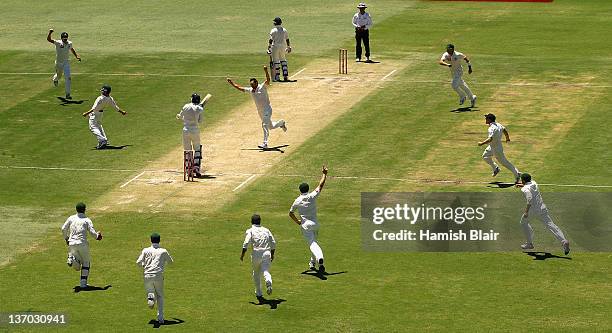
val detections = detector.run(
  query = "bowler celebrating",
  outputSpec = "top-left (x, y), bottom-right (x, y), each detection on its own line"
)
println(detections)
top-left (478, 113), bottom-right (521, 184)
top-left (137, 233), bottom-right (174, 325)
top-left (439, 44), bottom-right (476, 107)
top-left (47, 29), bottom-right (81, 100)
top-left (82, 85), bottom-right (127, 149)
top-left (240, 214), bottom-right (277, 302)
top-left (289, 166), bottom-right (328, 273)
top-left (516, 173), bottom-right (570, 255)
top-left (227, 66), bottom-right (287, 149)
top-left (61, 202), bottom-right (102, 289)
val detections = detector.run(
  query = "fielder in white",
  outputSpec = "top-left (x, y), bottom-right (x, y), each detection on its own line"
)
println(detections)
top-left (61, 202), bottom-right (102, 289)
top-left (439, 43), bottom-right (477, 107)
top-left (176, 93), bottom-right (211, 177)
top-left (516, 173), bottom-right (571, 255)
top-left (137, 233), bottom-right (174, 325)
top-left (82, 85), bottom-right (127, 149)
top-left (267, 17), bottom-right (292, 82)
top-left (227, 66), bottom-right (287, 149)
top-left (478, 113), bottom-right (521, 183)
top-left (47, 29), bottom-right (81, 100)
top-left (240, 214), bottom-right (277, 302)
top-left (289, 166), bottom-right (328, 273)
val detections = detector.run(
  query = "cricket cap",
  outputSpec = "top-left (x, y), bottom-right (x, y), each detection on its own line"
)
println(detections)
top-left (76, 202), bottom-right (86, 213)
top-left (484, 113), bottom-right (496, 122)
top-left (520, 173), bottom-right (532, 183)
top-left (251, 214), bottom-right (261, 225)
top-left (273, 17), bottom-right (282, 25)
top-left (299, 182), bottom-right (309, 194)
top-left (150, 232), bottom-right (161, 243)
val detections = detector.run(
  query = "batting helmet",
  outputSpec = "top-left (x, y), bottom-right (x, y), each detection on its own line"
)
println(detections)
top-left (191, 93), bottom-right (201, 104)
top-left (520, 173), bottom-right (532, 183)
top-left (273, 17), bottom-right (282, 25)
top-left (484, 113), bottom-right (496, 122)
top-left (61, 32), bottom-right (69, 39)
top-left (101, 85), bottom-right (112, 95)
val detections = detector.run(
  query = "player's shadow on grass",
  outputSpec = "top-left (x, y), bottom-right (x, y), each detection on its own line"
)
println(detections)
top-left (241, 144), bottom-right (289, 154)
top-left (57, 96), bottom-right (86, 106)
top-left (301, 269), bottom-right (347, 281)
top-left (249, 297), bottom-right (286, 310)
top-left (525, 252), bottom-right (572, 261)
top-left (487, 181), bottom-right (516, 189)
top-left (148, 318), bottom-right (185, 329)
top-left (450, 107), bottom-right (477, 113)
top-left (362, 59), bottom-right (380, 64)
top-left (73, 284), bottom-right (112, 293)
top-left (91, 144), bottom-right (131, 150)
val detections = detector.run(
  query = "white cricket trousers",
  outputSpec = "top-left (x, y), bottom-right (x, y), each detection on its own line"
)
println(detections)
top-left (182, 127), bottom-right (201, 151)
top-left (301, 221), bottom-right (324, 265)
top-left (53, 60), bottom-right (71, 96)
top-left (271, 46), bottom-right (287, 63)
top-left (68, 243), bottom-right (91, 287)
top-left (482, 146), bottom-right (520, 178)
top-left (144, 274), bottom-right (165, 322)
top-left (88, 118), bottom-right (107, 144)
top-left (260, 111), bottom-right (285, 145)
top-left (251, 251), bottom-right (273, 297)
top-left (451, 74), bottom-right (474, 100)
top-left (520, 209), bottom-right (567, 244)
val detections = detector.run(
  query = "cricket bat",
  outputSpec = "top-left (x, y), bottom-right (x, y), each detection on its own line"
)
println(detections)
top-left (200, 93), bottom-right (212, 107)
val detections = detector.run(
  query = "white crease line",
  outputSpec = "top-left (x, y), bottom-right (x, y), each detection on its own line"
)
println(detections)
top-left (120, 171), bottom-right (146, 188)
top-left (381, 69), bottom-right (397, 81)
top-left (290, 68), bottom-right (306, 80)
top-left (232, 174), bottom-right (257, 192)
top-left (1, 165), bottom-right (610, 188)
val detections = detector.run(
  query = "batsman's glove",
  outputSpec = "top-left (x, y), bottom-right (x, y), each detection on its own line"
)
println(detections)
top-left (96, 232), bottom-right (103, 241)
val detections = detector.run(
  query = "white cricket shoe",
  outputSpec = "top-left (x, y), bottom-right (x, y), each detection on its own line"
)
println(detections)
top-left (281, 123), bottom-right (287, 132)
top-left (53, 79), bottom-right (59, 87)
top-left (562, 240), bottom-right (571, 255)
top-left (459, 96), bottom-right (466, 105)
top-left (471, 95), bottom-right (477, 107)
top-left (520, 243), bottom-right (534, 250)
top-left (492, 166), bottom-right (500, 177)
top-left (258, 143), bottom-right (268, 149)
top-left (147, 293), bottom-right (155, 309)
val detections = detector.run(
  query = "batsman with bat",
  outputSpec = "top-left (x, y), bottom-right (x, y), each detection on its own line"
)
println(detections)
top-left (176, 92), bottom-right (211, 178)
top-left (61, 202), bottom-right (103, 290)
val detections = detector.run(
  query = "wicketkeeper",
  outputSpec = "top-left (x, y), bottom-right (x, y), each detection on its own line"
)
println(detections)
top-left (61, 202), bottom-right (102, 289)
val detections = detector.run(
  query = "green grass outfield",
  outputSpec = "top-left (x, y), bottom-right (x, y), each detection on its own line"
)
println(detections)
top-left (1, 0), bottom-right (611, 331)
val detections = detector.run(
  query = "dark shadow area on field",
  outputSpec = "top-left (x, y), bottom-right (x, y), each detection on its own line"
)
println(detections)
top-left (301, 268), bottom-right (347, 281)
top-left (195, 174), bottom-right (217, 179)
top-left (525, 252), bottom-right (572, 261)
top-left (73, 284), bottom-right (112, 293)
top-left (91, 144), bottom-right (131, 150)
top-left (241, 144), bottom-right (289, 153)
top-left (148, 318), bottom-right (185, 329)
top-left (249, 297), bottom-right (287, 310)
top-left (450, 107), bottom-right (476, 113)
top-left (361, 59), bottom-right (380, 64)
top-left (273, 79), bottom-right (297, 83)
top-left (487, 181), bottom-right (516, 189)
top-left (57, 96), bottom-right (86, 105)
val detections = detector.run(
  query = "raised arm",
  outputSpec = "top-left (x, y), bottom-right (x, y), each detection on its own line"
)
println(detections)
top-left (316, 166), bottom-right (328, 192)
top-left (47, 29), bottom-right (54, 43)
top-left (263, 66), bottom-right (271, 86)
top-left (227, 78), bottom-right (245, 92)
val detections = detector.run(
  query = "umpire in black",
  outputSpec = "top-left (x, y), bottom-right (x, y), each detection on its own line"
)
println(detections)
top-left (352, 3), bottom-right (373, 62)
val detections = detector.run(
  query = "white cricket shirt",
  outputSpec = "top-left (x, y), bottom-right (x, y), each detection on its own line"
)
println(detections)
top-left (521, 181), bottom-right (548, 214)
top-left (487, 122), bottom-right (506, 150)
top-left (137, 243), bottom-right (174, 277)
top-left (269, 26), bottom-right (289, 48)
top-left (441, 51), bottom-right (467, 77)
top-left (243, 84), bottom-right (272, 114)
top-left (88, 95), bottom-right (120, 121)
top-left (290, 188), bottom-right (321, 224)
top-left (243, 225), bottom-right (276, 253)
top-left (61, 213), bottom-right (98, 246)
top-left (54, 39), bottom-right (73, 64)
top-left (352, 12), bottom-right (373, 29)
top-left (178, 103), bottom-right (203, 128)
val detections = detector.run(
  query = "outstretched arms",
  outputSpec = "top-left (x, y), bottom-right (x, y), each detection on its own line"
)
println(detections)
top-left (227, 78), bottom-right (245, 91)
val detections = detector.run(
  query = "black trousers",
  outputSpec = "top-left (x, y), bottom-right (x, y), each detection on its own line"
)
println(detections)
top-left (355, 29), bottom-right (370, 59)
